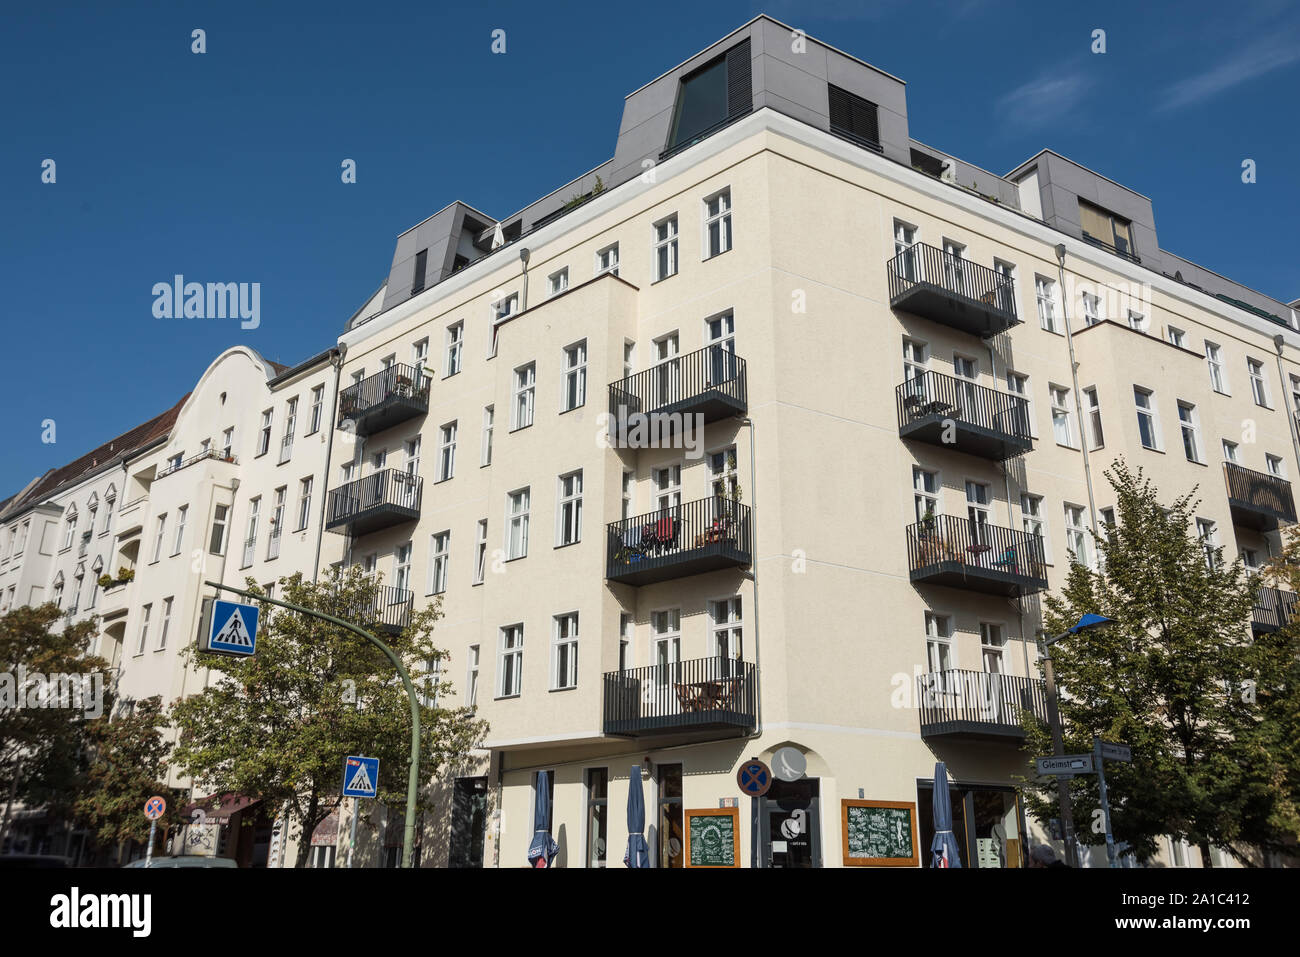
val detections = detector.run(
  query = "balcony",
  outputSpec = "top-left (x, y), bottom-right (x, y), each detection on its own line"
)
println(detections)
top-left (917, 670), bottom-right (1048, 740)
top-left (606, 497), bottom-right (751, 586)
top-left (1224, 462), bottom-right (1296, 531)
top-left (887, 243), bottom-right (1020, 338)
top-left (325, 470), bottom-right (422, 536)
top-left (156, 449), bottom-right (237, 479)
top-left (896, 370), bottom-right (1032, 460)
top-left (906, 514), bottom-right (1048, 597)
top-left (337, 584), bottom-right (413, 636)
top-left (604, 657), bottom-right (756, 737)
top-left (608, 344), bottom-right (747, 436)
top-left (1252, 585), bottom-right (1297, 635)
top-left (337, 364), bottom-right (430, 437)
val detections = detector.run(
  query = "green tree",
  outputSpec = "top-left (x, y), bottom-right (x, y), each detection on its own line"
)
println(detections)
top-left (169, 569), bottom-right (486, 867)
top-left (74, 695), bottom-right (178, 864)
top-left (1255, 529), bottom-right (1300, 854)
top-left (1022, 459), bottom-right (1291, 865)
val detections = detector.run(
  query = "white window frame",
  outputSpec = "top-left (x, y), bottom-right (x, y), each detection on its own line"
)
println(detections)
top-left (473, 519), bottom-right (488, 585)
top-left (556, 470), bottom-right (583, 546)
top-left (562, 340), bottom-right (587, 412)
top-left (1035, 275), bottom-right (1059, 333)
top-left (296, 477), bottom-right (313, 531)
top-left (1178, 402), bottom-right (1203, 463)
top-left (466, 645), bottom-right (480, 708)
top-left (172, 504), bottom-right (188, 556)
top-left (1247, 358), bottom-right (1270, 407)
top-left (445, 322), bottom-right (464, 377)
top-left (1021, 493), bottom-right (1049, 556)
top-left (438, 422), bottom-right (457, 481)
top-left (1166, 326), bottom-right (1186, 348)
top-left (1266, 453), bottom-right (1286, 479)
top-left (429, 531), bottom-right (450, 595)
top-left (1050, 385), bottom-right (1075, 448)
top-left (652, 214), bottom-right (679, 281)
top-left (152, 514), bottom-right (167, 563)
top-left (481, 405), bottom-right (494, 467)
top-left (506, 488), bottom-right (530, 560)
top-left (258, 409), bottom-right (273, 456)
top-left (551, 612), bottom-right (579, 690)
top-left (547, 267), bottom-right (569, 297)
top-left (702, 187), bottom-right (732, 259)
top-left (913, 467), bottom-right (940, 523)
top-left (1205, 342), bottom-right (1228, 394)
top-left (1083, 387), bottom-right (1104, 450)
top-left (159, 596), bottom-right (173, 650)
top-left (1064, 503), bottom-right (1091, 567)
top-left (512, 363), bottom-right (536, 430)
top-left (1006, 370), bottom-right (1037, 437)
top-left (1134, 386), bottom-right (1160, 451)
top-left (308, 385), bottom-right (324, 434)
top-left (596, 243), bottom-right (619, 277)
top-left (708, 596), bottom-right (743, 660)
top-left (498, 625), bottom-right (524, 698)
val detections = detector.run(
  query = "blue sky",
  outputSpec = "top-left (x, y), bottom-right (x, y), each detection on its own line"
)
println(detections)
top-left (2, 0), bottom-right (1297, 495)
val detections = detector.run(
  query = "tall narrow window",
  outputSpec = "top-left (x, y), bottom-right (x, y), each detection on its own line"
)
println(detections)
top-left (137, 604), bottom-right (152, 655)
top-left (1205, 342), bottom-right (1227, 393)
top-left (152, 514), bottom-right (167, 563)
top-left (243, 498), bottom-right (259, 568)
top-left (924, 612), bottom-right (954, 674)
top-left (1248, 358), bottom-right (1269, 407)
top-left (894, 221), bottom-right (917, 281)
top-left (159, 597), bottom-right (173, 650)
top-left (473, 519), bottom-right (488, 584)
top-left (1006, 370), bottom-right (1035, 437)
top-left (209, 504), bottom-right (229, 555)
top-left (557, 471), bottom-right (583, 546)
top-left (1021, 493), bottom-right (1048, 554)
top-left (172, 505), bottom-right (188, 555)
top-left (411, 248), bottom-right (428, 295)
top-left (513, 363), bottom-right (536, 429)
top-left (507, 489), bottom-right (530, 560)
top-left (308, 385), bottom-right (324, 434)
top-left (1064, 504), bottom-right (1090, 567)
top-left (563, 341), bottom-right (587, 411)
top-left (1083, 388), bottom-right (1104, 449)
top-left (1222, 439), bottom-right (1239, 463)
top-left (267, 489), bottom-right (284, 560)
top-left (466, 645), bottom-right (480, 708)
top-left (1081, 292), bottom-right (1102, 326)
top-left (552, 612), bottom-right (579, 690)
top-left (547, 268), bottom-right (569, 297)
top-left (438, 422), bottom-right (457, 481)
top-left (651, 610), bottom-right (681, 676)
top-left (1266, 453), bottom-right (1286, 478)
top-left (258, 409), bottom-right (273, 456)
top-left (296, 477), bottom-right (313, 531)
top-left (709, 597), bottom-right (743, 663)
top-left (980, 622), bottom-right (1006, 673)
top-left (653, 215), bottom-right (679, 281)
top-left (498, 625), bottom-right (523, 698)
top-left (394, 542), bottom-right (412, 594)
top-left (1178, 402), bottom-right (1202, 462)
top-left (586, 768), bottom-right (608, 868)
top-left (1134, 387), bottom-right (1160, 450)
top-left (653, 464), bottom-right (682, 510)
top-left (429, 531), bottom-right (450, 595)
top-left (481, 406), bottom-right (494, 466)
top-left (1196, 518), bottom-right (1218, 569)
top-left (913, 467), bottom-right (940, 523)
top-left (1035, 276), bottom-right (1058, 332)
top-left (1051, 386), bottom-right (1075, 447)
top-left (703, 188), bottom-right (732, 258)
top-left (280, 397), bottom-right (297, 463)
top-left (622, 471), bottom-right (635, 520)
top-left (445, 322), bottom-right (464, 377)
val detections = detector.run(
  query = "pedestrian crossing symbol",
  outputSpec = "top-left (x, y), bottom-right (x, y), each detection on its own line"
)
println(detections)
top-left (343, 755), bottom-right (379, 799)
top-left (205, 599), bottom-right (259, 657)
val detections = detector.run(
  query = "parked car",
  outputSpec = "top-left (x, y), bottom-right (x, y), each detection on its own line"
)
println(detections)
top-left (124, 855), bottom-right (238, 868)
top-left (0, 854), bottom-right (71, 868)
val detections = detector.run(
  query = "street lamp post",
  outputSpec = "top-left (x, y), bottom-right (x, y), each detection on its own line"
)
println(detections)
top-left (1041, 613), bottom-right (1116, 869)
top-left (204, 580), bottom-right (422, 869)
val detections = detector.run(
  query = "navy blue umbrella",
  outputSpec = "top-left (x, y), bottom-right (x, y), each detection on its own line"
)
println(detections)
top-left (624, 765), bottom-right (649, 868)
top-left (527, 772), bottom-right (558, 868)
top-left (931, 762), bottom-right (963, 868)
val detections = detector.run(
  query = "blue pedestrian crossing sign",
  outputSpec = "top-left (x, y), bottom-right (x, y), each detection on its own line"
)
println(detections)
top-left (343, 755), bottom-right (379, 798)
top-left (203, 599), bottom-right (259, 657)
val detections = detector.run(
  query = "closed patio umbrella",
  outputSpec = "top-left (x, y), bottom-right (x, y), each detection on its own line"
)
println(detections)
top-left (624, 765), bottom-right (649, 868)
top-left (526, 772), bottom-right (558, 868)
top-left (931, 762), bottom-right (963, 868)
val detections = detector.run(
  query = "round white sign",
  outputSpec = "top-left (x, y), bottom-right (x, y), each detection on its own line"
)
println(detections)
top-left (771, 747), bottom-right (806, 782)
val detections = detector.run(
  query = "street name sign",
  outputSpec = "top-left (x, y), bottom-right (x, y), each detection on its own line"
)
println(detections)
top-left (1099, 741), bottom-right (1132, 763)
top-left (1035, 754), bottom-right (1095, 776)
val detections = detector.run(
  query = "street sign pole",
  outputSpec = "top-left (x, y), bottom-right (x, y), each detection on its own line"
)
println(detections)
top-left (205, 580), bottom-right (423, 869)
top-left (348, 796), bottom-right (359, 869)
top-left (1094, 736), bottom-right (1118, 869)
top-left (1040, 650), bottom-right (1079, 867)
top-left (145, 820), bottom-right (157, 868)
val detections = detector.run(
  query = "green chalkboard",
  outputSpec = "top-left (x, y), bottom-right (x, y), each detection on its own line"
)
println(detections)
top-left (842, 800), bottom-right (918, 866)
top-left (685, 808), bottom-right (739, 867)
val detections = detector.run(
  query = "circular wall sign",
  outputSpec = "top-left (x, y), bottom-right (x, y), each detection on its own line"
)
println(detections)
top-left (737, 760), bottom-right (772, 797)
top-left (771, 747), bottom-right (807, 782)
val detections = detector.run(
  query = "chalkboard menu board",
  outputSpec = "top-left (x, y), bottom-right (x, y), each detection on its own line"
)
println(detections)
top-left (684, 807), bottom-right (740, 868)
top-left (841, 800), bottom-right (919, 867)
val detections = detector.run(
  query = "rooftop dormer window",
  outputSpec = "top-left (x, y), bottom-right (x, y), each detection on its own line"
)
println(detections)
top-left (1078, 200), bottom-right (1136, 261)
top-left (665, 39), bottom-right (751, 155)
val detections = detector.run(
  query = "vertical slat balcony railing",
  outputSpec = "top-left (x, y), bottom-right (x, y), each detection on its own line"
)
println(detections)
top-left (895, 369), bottom-right (1032, 459)
top-left (607, 344), bottom-right (747, 431)
top-left (1252, 585), bottom-right (1298, 634)
top-left (604, 656), bottom-right (757, 736)
top-left (887, 242), bottom-right (1020, 337)
top-left (325, 469), bottom-right (422, 536)
top-left (906, 514), bottom-right (1048, 596)
top-left (337, 363), bottom-right (430, 437)
top-left (1224, 462), bottom-right (1296, 530)
top-left (606, 497), bottom-right (751, 586)
top-left (916, 669), bottom-right (1048, 738)
top-left (336, 584), bottom-right (413, 635)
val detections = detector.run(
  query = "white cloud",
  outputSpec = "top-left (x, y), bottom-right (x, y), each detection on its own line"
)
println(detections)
top-left (996, 71), bottom-right (1093, 127)
top-left (1156, 31), bottom-right (1300, 111)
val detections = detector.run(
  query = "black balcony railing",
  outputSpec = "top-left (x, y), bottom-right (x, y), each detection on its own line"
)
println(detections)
top-left (604, 656), bottom-right (756, 736)
top-left (896, 370), bottom-right (1032, 459)
top-left (906, 514), bottom-right (1048, 597)
top-left (607, 497), bottom-right (751, 586)
top-left (1224, 462), bottom-right (1296, 531)
top-left (1252, 585), bottom-right (1297, 634)
top-left (887, 242), bottom-right (1020, 337)
top-left (337, 364), bottom-right (430, 437)
top-left (917, 669), bottom-right (1048, 739)
top-left (325, 469), bottom-right (422, 536)
top-left (156, 448), bottom-right (237, 479)
top-left (608, 344), bottom-right (747, 432)
top-left (1081, 232), bottom-right (1141, 265)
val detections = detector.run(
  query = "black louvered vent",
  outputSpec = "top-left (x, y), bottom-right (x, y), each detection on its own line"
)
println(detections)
top-left (828, 84), bottom-right (881, 151)
top-left (725, 39), bottom-right (752, 118)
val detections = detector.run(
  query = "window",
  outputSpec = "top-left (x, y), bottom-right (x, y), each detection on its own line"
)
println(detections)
top-left (1205, 342), bottom-right (1227, 393)
top-left (481, 406), bottom-right (494, 466)
top-left (966, 481), bottom-right (991, 543)
top-left (557, 471), bottom-right (583, 546)
top-left (159, 597), bottom-right (173, 650)
top-left (1167, 326), bottom-right (1186, 348)
top-left (653, 464), bottom-right (682, 510)
top-left (942, 240), bottom-right (967, 295)
top-left (412, 337), bottom-right (429, 373)
top-left (709, 597), bottom-right (743, 661)
top-left (243, 498), bottom-right (259, 568)
top-left (403, 437), bottom-right (420, 477)
top-left (828, 83), bottom-right (881, 149)
top-left (296, 477), bottom-right (313, 531)
top-left (653, 333), bottom-right (680, 405)
top-left (258, 409), bottom-right (273, 456)
top-left (709, 447), bottom-right (739, 500)
top-left (87, 559), bottom-right (102, 609)
top-left (1241, 548), bottom-right (1261, 571)
top-left (473, 520), bottom-right (488, 584)
top-left (102, 490), bottom-right (115, 533)
top-left (1178, 403), bottom-right (1202, 463)
top-left (209, 503), bottom-right (229, 554)
top-left (1099, 507), bottom-right (1117, 541)
top-left (903, 338), bottom-right (928, 389)
top-left (1064, 504), bottom-right (1090, 567)
top-left (980, 622), bottom-right (1006, 673)
top-left (703, 188), bottom-right (732, 258)
top-left (506, 489), bottom-right (530, 560)
top-left (411, 248), bottom-right (428, 295)
top-left (445, 322), bottom-right (463, 377)
top-left (925, 612), bottom-right (953, 674)
top-left (62, 511), bottom-right (78, 550)
top-left (894, 221), bottom-right (918, 280)
top-left (498, 625), bottom-right (523, 697)
top-left (653, 215), bottom-right (679, 281)
top-left (1291, 375), bottom-right (1300, 415)
top-left (466, 645), bottom-right (480, 708)
top-left (547, 268), bottom-right (568, 297)
top-left (490, 294), bottom-right (519, 356)
top-left (52, 574), bottom-right (64, 610)
top-left (596, 243), bottom-right (619, 277)
top-left (1050, 386), bottom-right (1075, 447)
top-left (1196, 518), bottom-right (1218, 569)
top-left (619, 614), bottom-right (632, 672)
top-left (1021, 493), bottom-right (1048, 553)
top-left (280, 397), bottom-right (297, 462)
top-left (394, 542), bottom-right (412, 594)
top-left (1078, 199), bottom-right (1135, 258)
top-left (1222, 439), bottom-right (1239, 463)
top-left (267, 490), bottom-right (284, 560)
top-left (512, 363), bottom-right (536, 429)
top-left (562, 341), bottom-right (587, 411)
top-left (222, 427), bottom-right (234, 459)
top-left (172, 505), bottom-right (188, 555)
top-left (1248, 358), bottom-right (1269, 407)
top-left (1127, 310), bottom-right (1147, 333)
top-left (1267, 453), bottom-right (1286, 479)
top-left (167, 452), bottom-right (183, 472)
top-left (307, 386), bottom-right (324, 434)
top-left (438, 423), bottom-right (457, 481)
top-left (552, 612), bottom-right (579, 690)
top-left (621, 470), bottom-right (635, 520)
top-left (152, 514), bottom-right (167, 562)
top-left (1081, 292), bottom-right (1102, 327)
top-left (667, 47), bottom-right (746, 150)
top-left (586, 768), bottom-right (608, 868)
top-left (651, 609), bottom-right (681, 674)
top-left (1134, 387), bottom-right (1160, 450)
top-left (1083, 388), bottom-right (1104, 449)
top-left (1006, 371), bottom-right (1036, 437)
top-left (429, 531), bottom-right (449, 595)
top-left (913, 467), bottom-right (940, 523)
top-left (623, 340), bottom-right (636, 379)
top-left (136, 604), bottom-right (151, 655)
top-left (1035, 276), bottom-right (1059, 333)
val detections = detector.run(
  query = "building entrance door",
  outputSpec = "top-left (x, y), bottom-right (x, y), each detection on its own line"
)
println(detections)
top-left (759, 778), bottom-right (821, 867)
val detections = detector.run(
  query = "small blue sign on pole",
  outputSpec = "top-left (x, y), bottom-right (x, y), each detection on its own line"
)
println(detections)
top-left (203, 599), bottom-right (259, 657)
top-left (343, 755), bottom-right (379, 799)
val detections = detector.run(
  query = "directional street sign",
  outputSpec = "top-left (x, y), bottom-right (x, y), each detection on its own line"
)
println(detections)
top-left (144, 795), bottom-right (167, 820)
top-left (342, 755), bottom-right (379, 799)
top-left (203, 599), bottom-right (259, 657)
top-left (1099, 741), bottom-right (1132, 763)
top-left (1035, 754), bottom-right (1095, 776)
top-left (736, 760), bottom-right (772, 798)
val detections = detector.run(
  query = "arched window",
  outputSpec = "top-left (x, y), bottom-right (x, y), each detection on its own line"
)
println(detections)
top-left (102, 485), bottom-right (117, 534)
top-left (52, 570), bottom-right (65, 609)
top-left (89, 556), bottom-right (104, 609)
top-left (71, 564), bottom-right (85, 613)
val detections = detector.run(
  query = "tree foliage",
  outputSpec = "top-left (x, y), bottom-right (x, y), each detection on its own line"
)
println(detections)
top-left (169, 569), bottom-right (486, 867)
